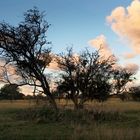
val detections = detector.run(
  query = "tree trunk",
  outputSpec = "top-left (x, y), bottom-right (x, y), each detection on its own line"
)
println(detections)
top-left (39, 75), bottom-right (58, 110)
top-left (47, 94), bottom-right (58, 110)
top-left (74, 103), bottom-right (84, 110)
top-left (71, 98), bottom-right (84, 110)
top-left (41, 86), bottom-right (57, 110)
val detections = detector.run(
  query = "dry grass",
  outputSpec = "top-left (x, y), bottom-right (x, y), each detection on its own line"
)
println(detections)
top-left (0, 100), bottom-right (35, 110)
top-left (72, 125), bottom-right (140, 140)
top-left (56, 98), bottom-right (140, 112)
top-left (0, 99), bottom-right (139, 140)
top-left (0, 98), bottom-right (139, 112)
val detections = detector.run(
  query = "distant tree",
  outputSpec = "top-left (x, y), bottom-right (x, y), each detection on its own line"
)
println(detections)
top-left (129, 86), bottom-right (140, 101)
top-left (57, 48), bottom-right (115, 109)
top-left (118, 92), bottom-right (131, 101)
top-left (0, 84), bottom-right (24, 100)
top-left (112, 68), bottom-right (135, 96)
top-left (0, 7), bottom-right (57, 109)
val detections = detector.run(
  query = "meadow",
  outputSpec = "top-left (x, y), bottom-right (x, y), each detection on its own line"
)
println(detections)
top-left (0, 99), bottom-right (140, 140)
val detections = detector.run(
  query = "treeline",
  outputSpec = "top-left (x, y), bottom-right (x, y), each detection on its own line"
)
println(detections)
top-left (0, 77), bottom-right (140, 105)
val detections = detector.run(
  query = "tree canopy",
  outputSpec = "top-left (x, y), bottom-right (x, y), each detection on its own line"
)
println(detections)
top-left (0, 84), bottom-right (24, 100)
top-left (56, 48), bottom-right (116, 109)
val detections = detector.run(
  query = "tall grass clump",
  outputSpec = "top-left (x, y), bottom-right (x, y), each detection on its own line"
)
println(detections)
top-left (17, 107), bottom-right (124, 124)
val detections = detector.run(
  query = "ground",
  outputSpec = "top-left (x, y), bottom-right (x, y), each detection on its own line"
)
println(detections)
top-left (0, 99), bottom-right (140, 140)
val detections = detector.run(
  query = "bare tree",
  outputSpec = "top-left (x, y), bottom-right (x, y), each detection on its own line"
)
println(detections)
top-left (0, 7), bottom-right (57, 109)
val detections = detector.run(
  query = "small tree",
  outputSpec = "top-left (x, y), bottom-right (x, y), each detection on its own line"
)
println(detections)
top-left (112, 68), bottom-right (135, 96)
top-left (57, 48), bottom-right (115, 109)
top-left (129, 86), bottom-right (140, 101)
top-left (0, 84), bottom-right (24, 100)
top-left (0, 8), bottom-right (57, 109)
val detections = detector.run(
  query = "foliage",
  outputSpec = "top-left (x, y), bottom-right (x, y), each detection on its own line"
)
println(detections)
top-left (112, 68), bottom-right (135, 95)
top-left (118, 92), bottom-right (131, 101)
top-left (129, 86), bottom-right (140, 101)
top-left (56, 48), bottom-right (115, 109)
top-left (0, 7), bottom-right (57, 109)
top-left (0, 84), bottom-right (24, 100)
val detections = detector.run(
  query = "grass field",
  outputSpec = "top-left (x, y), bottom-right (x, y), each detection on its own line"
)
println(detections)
top-left (0, 99), bottom-right (140, 140)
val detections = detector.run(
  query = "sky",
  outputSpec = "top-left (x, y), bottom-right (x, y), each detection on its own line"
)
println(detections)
top-left (0, 0), bottom-right (132, 52)
top-left (1, 0), bottom-right (140, 94)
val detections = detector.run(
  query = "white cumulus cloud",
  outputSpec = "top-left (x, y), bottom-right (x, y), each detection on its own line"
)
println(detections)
top-left (88, 34), bottom-right (116, 60)
top-left (107, 0), bottom-right (140, 58)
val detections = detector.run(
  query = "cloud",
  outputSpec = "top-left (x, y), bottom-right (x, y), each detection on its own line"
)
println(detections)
top-left (123, 52), bottom-right (137, 59)
top-left (48, 60), bottom-right (59, 70)
top-left (47, 52), bottom-right (80, 71)
top-left (20, 85), bottom-right (34, 95)
top-left (114, 62), bottom-right (139, 74)
top-left (107, 0), bottom-right (140, 57)
top-left (124, 63), bottom-right (139, 74)
top-left (0, 59), bottom-right (27, 84)
top-left (88, 34), bottom-right (116, 60)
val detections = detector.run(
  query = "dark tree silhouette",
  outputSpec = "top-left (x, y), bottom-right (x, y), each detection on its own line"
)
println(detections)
top-left (57, 48), bottom-right (115, 109)
top-left (129, 86), bottom-right (140, 101)
top-left (0, 84), bottom-right (24, 100)
top-left (112, 68), bottom-right (135, 95)
top-left (0, 7), bottom-right (57, 109)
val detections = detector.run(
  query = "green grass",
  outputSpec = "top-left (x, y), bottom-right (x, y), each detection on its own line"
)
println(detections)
top-left (0, 99), bottom-right (140, 140)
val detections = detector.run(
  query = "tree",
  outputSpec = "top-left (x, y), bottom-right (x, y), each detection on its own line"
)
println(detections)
top-left (112, 68), bottom-right (135, 96)
top-left (0, 7), bottom-right (57, 109)
top-left (0, 84), bottom-right (24, 100)
top-left (56, 48), bottom-right (115, 109)
top-left (129, 86), bottom-right (140, 101)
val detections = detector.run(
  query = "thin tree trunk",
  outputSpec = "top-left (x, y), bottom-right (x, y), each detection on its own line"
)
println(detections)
top-left (78, 98), bottom-right (87, 109)
top-left (43, 87), bottom-right (57, 110)
top-left (47, 94), bottom-right (58, 110)
top-left (38, 74), bottom-right (58, 110)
